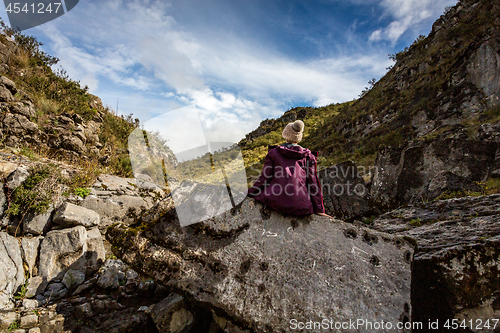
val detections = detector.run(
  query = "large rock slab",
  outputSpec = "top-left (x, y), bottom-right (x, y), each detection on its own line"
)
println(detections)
top-left (371, 194), bottom-right (500, 332)
top-left (82, 194), bottom-right (151, 228)
top-left (108, 192), bottom-right (414, 333)
top-left (53, 202), bottom-right (100, 228)
top-left (0, 232), bottom-right (25, 310)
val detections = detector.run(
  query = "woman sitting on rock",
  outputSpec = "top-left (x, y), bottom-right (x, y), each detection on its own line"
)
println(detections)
top-left (248, 120), bottom-right (332, 218)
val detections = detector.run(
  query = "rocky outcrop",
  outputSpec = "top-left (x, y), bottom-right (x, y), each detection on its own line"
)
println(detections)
top-left (370, 138), bottom-right (497, 210)
top-left (81, 174), bottom-right (161, 230)
top-left (0, 70), bottom-right (106, 158)
top-left (371, 194), bottom-right (500, 332)
top-left (107, 185), bottom-right (414, 333)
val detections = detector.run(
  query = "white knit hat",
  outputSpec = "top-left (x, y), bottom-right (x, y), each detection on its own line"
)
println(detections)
top-left (282, 120), bottom-right (304, 143)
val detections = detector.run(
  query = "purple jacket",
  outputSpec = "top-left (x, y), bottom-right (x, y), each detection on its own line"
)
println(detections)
top-left (248, 145), bottom-right (325, 216)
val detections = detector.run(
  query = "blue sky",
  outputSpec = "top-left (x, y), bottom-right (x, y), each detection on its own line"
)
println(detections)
top-left (0, 0), bottom-right (457, 145)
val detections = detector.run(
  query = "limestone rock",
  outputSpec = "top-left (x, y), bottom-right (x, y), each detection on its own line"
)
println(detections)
top-left (0, 311), bottom-right (19, 330)
top-left (53, 203), bottom-right (100, 228)
top-left (0, 76), bottom-right (17, 93)
top-left (20, 314), bottom-right (38, 329)
top-left (467, 41), bottom-right (500, 105)
top-left (108, 193), bottom-right (414, 332)
top-left (97, 259), bottom-right (127, 289)
top-left (0, 232), bottom-right (25, 310)
top-left (425, 170), bottom-right (482, 200)
top-left (94, 174), bottom-right (138, 192)
top-left (371, 194), bottom-right (500, 331)
top-left (73, 277), bottom-right (96, 296)
top-left (22, 298), bottom-right (39, 309)
top-left (149, 294), bottom-right (194, 333)
top-left (21, 237), bottom-right (42, 277)
top-left (6, 165), bottom-right (30, 189)
top-left (10, 101), bottom-right (36, 118)
top-left (2, 113), bottom-right (38, 136)
top-left (23, 208), bottom-right (53, 236)
top-left (62, 269), bottom-right (85, 289)
top-left (0, 161), bottom-right (17, 178)
top-left (25, 276), bottom-right (48, 298)
top-left (38, 226), bottom-right (88, 281)
top-left (82, 194), bottom-right (151, 228)
top-left (0, 84), bottom-right (13, 102)
top-left (61, 135), bottom-right (86, 153)
top-left (370, 139), bottom-right (497, 210)
top-left (85, 227), bottom-right (106, 275)
top-left (43, 282), bottom-right (67, 301)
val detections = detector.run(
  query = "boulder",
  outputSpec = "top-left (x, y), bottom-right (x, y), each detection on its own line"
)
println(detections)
top-left (23, 207), bottom-right (53, 235)
top-left (2, 113), bottom-right (38, 135)
top-left (62, 269), bottom-right (85, 289)
top-left (370, 139), bottom-right (497, 210)
top-left (0, 312), bottom-right (19, 330)
top-left (107, 187), bottom-right (414, 332)
top-left (38, 226), bottom-right (88, 281)
top-left (61, 135), bottom-right (86, 153)
top-left (53, 203), bottom-right (100, 228)
top-left (0, 85), bottom-right (13, 102)
top-left (20, 314), bottom-right (38, 328)
top-left (149, 294), bottom-right (195, 333)
top-left (0, 76), bottom-right (17, 94)
top-left (318, 161), bottom-right (378, 221)
top-left (6, 165), bottom-right (30, 189)
top-left (10, 101), bottom-right (36, 118)
top-left (25, 276), bottom-right (48, 298)
top-left (0, 232), bottom-right (25, 310)
top-left (371, 194), bottom-right (500, 331)
top-left (97, 259), bottom-right (127, 289)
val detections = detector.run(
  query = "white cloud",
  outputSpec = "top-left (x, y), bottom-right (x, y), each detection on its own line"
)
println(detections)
top-left (27, 0), bottom-right (396, 143)
top-left (370, 0), bottom-right (457, 44)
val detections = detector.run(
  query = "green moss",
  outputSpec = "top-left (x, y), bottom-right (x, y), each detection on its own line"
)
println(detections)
top-left (7, 320), bottom-right (21, 331)
top-left (409, 218), bottom-right (422, 227)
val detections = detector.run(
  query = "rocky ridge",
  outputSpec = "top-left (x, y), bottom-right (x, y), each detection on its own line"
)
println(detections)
top-left (0, 153), bottom-right (175, 333)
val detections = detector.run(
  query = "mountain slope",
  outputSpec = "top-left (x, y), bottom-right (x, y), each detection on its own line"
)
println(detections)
top-left (241, 0), bottom-right (500, 185)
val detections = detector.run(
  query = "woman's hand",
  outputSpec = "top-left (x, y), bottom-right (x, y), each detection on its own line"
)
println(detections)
top-left (317, 212), bottom-right (334, 219)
